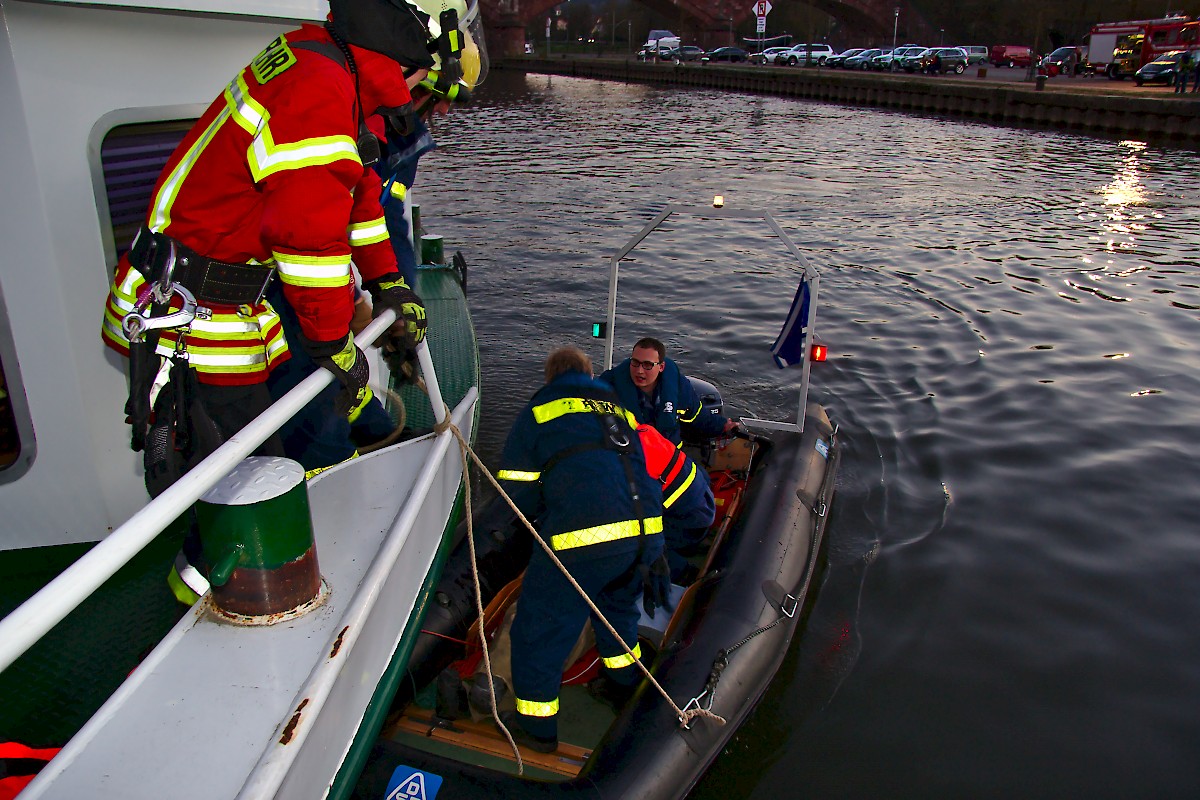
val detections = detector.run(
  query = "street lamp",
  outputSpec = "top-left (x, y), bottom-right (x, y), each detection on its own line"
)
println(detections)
top-left (939, 28), bottom-right (944, 46)
top-left (892, 7), bottom-right (899, 52)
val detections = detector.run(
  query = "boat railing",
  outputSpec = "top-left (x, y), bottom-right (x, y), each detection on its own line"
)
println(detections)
top-left (604, 203), bottom-right (820, 432)
top-left (0, 308), bottom-right (449, 675)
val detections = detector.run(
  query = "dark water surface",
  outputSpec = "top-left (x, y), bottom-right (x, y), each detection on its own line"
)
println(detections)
top-left (414, 70), bottom-right (1200, 798)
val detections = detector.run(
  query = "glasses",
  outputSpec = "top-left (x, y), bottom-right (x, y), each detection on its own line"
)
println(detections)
top-left (630, 359), bottom-right (660, 371)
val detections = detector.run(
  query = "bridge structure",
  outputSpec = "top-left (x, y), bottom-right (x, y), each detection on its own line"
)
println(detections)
top-left (479, 0), bottom-right (934, 58)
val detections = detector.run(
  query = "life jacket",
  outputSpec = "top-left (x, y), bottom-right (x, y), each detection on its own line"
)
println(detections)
top-left (636, 423), bottom-right (699, 509)
top-left (0, 742), bottom-right (61, 800)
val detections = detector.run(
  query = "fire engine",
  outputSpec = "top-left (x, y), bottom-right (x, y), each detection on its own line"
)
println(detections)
top-left (1087, 15), bottom-right (1199, 79)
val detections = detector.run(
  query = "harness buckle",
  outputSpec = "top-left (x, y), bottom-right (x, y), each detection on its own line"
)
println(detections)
top-left (122, 282), bottom-right (211, 342)
top-left (781, 593), bottom-right (799, 618)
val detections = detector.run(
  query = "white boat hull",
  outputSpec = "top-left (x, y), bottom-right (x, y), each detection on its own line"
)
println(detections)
top-left (22, 390), bottom-right (477, 800)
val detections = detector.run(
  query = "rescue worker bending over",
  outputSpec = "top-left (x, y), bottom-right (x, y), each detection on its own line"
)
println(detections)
top-left (599, 337), bottom-right (739, 445)
top-left (100, 0), bottom-right (485, 602)
top-left (496, 347), bottom-right (665, 753)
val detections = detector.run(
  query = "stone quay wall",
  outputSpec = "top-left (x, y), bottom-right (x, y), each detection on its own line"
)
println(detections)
top-left (509, 58), bottom-right (1200, 147)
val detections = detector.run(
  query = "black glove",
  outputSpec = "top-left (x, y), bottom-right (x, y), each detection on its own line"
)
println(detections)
top-left (640, 553), bottom-right (673, 617)
top-left (364, 273), bottom-right (427, 367)
top-left (304, 333), bottom-right (374, 419)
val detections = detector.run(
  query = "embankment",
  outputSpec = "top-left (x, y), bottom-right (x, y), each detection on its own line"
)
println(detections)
top-left (507, 58), bottom-right (1199, 147)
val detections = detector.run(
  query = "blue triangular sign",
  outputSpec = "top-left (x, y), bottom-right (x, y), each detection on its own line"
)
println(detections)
top-left (385, 765), bottom-right (442, 800)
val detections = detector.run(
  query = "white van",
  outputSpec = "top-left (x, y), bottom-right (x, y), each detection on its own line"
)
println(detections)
top-left (644, 29), bottom-right (681, 52)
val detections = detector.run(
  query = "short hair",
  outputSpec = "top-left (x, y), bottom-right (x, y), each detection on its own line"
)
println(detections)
top-left (633, 337), bottom-right (665, 362)
top-left (544, 346), bottom-right (592, 383)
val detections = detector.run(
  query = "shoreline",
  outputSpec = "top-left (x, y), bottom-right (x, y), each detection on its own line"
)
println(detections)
top-left (499, 57), bottom-right (1200, 148)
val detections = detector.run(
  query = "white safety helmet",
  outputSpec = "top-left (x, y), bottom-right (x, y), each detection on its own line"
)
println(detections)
top-left (328, 0), bottom-right (488, 90)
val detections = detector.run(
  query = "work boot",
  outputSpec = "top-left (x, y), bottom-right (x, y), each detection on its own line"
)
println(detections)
top-left (498, 711), bottom-right (557, 754)
top-left (586, 674), bottom-right (637, 713)
top-left (468, 673), bottom-right (508, 716)
top-left (435, 667), bottom-right (468, 720)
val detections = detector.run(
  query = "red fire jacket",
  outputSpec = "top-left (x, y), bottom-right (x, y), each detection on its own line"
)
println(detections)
top-left (102, 24), bottom-right (411, 385)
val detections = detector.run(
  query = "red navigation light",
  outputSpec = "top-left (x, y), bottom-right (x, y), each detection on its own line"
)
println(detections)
top-left (811, 344), bottom-right (828, 362)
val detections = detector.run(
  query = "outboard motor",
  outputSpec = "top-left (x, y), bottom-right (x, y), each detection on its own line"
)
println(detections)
top-left (681, 376), bottom-right (724, 447)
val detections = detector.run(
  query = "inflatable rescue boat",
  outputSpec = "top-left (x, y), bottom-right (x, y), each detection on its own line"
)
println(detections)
top-left (353, 203), bottom-right (841, 800)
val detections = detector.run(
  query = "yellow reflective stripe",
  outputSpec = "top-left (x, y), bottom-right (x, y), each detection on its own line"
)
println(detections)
top-left (390, 181), bottom-right (407, 200)
top-left (150, 108), bottom-right (232, 232)
top-left (104, 293), bottom-right (280, 345)
top-left (677, 404), bottom-right (702, 423)
top-left (226, 73), bottom-right (267, 135)
top-left (550, 516), bottom-right (664, 551)
top-left (531, 397), bottom-right (639, 429)
top-left (602, 643), bottom-right (641, 670)
top-left (274, 252), bottom-right (352, 288)
top-left (305, 450), bottom-right (358, 480)
top-left (348, 217), bottom-right (389, 246)
top-left (515, 697), bottom-right (559, 718)
top-left (225, 75), bottom-right (361, 181)
top-left (497, 469), bottom-right (540, 482)
top-left (663, 462), bottom-right (698, 509)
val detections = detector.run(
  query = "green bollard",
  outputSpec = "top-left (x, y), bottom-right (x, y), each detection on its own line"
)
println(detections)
top-left (421, 234), bottom-right (444, 266)
top-left (195, 457), bottom-right (324, 620)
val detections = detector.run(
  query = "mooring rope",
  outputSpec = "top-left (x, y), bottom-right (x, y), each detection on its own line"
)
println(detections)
top-left (430, 407), bottom-right (727, 734)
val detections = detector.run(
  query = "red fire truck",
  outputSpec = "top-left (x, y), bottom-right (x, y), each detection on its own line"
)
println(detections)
top-left (1086, 15), bottom-right (1199, 79)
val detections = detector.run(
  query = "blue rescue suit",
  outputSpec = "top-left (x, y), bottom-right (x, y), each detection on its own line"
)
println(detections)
top-left (600, 357), bottom-right (728, 445)
top-left (498, 370), bottom-right (665, 740)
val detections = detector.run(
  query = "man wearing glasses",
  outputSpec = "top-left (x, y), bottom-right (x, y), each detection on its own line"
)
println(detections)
top-left (599, 337), bottom-right (739, 446)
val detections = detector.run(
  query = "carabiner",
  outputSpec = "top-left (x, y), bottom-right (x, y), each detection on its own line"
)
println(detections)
top-left (122, 283), bottom-right (210, 342)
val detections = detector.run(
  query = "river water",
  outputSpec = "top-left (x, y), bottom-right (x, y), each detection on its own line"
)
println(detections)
top-left (413, 70), bottom-right (1200, 798)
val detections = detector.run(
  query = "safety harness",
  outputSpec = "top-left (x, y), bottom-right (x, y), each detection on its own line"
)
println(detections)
top-left (121, 226), bottom-right (273, 464)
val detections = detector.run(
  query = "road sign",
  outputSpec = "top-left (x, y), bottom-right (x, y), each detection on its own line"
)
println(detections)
top-left (751, 0), bottom-right (772, 16)
top-left (756, 16), bottom-right (766, 33)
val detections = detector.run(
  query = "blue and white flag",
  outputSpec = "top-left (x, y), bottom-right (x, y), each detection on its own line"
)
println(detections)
top-left (770, 278), bottom-right (811, 369)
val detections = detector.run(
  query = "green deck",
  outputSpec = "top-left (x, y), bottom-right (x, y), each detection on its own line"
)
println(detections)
top-left (394, 260), bottom-right (480, 435)
top-left (0, 522), bottom-right (186, 747)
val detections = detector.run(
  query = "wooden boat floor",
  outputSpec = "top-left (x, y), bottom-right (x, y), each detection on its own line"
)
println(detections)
top-left (392, 710), bottom-right (591, 778)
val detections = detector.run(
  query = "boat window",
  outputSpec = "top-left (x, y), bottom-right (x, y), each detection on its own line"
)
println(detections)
top-left (0, 357), bottom-right (20, 471)
top-left (0, 292), bottom-right (32, 480)
top-left (98, 120), bottom-right (193, 265)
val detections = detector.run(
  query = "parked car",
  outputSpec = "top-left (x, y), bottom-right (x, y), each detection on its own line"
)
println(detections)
top-left (662, 45), bottom-right (705, 62)
top-left (957, 45), bottom-right (988, 64)
top-left (704, 47), bottom-right (749, 62)
top-left (900, 47), bottom-right (935, 72)
top-left (921, 47), bottom-right (969, 74)
top-left (991, 44), bottom-right (1034, 68)
top-left (878, 45), bottom-right (924, 70)
top-left (844, 48), bottom-right (885, 69)
top-left (826, 48), bottom-right (865, 68)
top-left (1041, 45), bottom-right (1086, 76)
top-left (781, 43), bottom-right (834, 66)
top-left (1134, 50), bottom-right (1187, 85)
top-left (750, 46), bottom-right (791, 65)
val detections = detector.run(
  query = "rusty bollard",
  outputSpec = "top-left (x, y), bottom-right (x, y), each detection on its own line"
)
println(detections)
top-left (196, 457), bottom-right (325, 622)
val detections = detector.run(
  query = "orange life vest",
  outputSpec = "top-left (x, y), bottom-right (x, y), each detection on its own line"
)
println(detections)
top-left (636, 423), bottom-right (699, 508)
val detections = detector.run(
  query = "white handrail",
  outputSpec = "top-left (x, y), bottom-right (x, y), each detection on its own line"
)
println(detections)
top-left (0, 309), bottom-right (447, 675)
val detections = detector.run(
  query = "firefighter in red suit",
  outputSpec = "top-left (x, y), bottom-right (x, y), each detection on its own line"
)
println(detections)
top-left (101, 0), bottom-right (483, 602)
